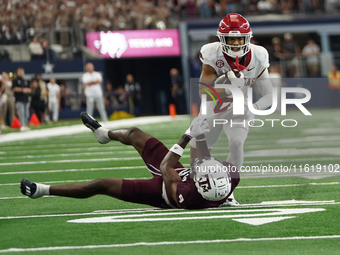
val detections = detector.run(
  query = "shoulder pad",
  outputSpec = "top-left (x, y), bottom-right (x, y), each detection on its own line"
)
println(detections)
top-left (199, 42), bottom-right (220, 63)
top-left (252, 44), bottom-right (270, 68)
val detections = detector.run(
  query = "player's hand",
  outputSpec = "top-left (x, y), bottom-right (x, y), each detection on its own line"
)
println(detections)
top-left (188, 116), bottom-right (210, 138)
top-left (227, 71), bottom-right (244, 89)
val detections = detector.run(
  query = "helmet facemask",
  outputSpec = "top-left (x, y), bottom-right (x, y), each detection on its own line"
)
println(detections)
top-left (217, 31), bottom-right (252, 58)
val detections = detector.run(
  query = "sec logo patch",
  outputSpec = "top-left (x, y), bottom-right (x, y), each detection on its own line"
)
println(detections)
top-left (216, 59), bottom-right (224, 68)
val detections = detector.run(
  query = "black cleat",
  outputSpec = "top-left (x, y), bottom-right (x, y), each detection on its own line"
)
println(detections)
top-left (20, 178), bottom-right (37, 198)
top-left (81, 112), bottom-right (101, 132)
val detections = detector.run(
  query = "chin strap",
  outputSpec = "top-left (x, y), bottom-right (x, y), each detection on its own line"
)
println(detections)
top-left (235, 56), bottom-right (246, 71)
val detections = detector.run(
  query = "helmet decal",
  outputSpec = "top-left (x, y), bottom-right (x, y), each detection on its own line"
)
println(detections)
top-left (192, 157), bottom-right (232, 201)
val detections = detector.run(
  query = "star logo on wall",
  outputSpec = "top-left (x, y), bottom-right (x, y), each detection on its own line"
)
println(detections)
top-left (42, 61), bottom-right (55, 73)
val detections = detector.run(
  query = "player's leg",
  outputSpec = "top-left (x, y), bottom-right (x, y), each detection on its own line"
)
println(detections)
top-left (20, 178), bottom-right (123, 199)
top-left (224, 125), bottom-right (248, 171)
top-left (53, 100), bottom-right (59, 122)
top-left (223, 122), bottom-right (249, 206)
top-left (21, 177), bottom-right (168, 208)
top-left (86, 96), bottom-right (94, 117)
top-left (81, 112), bottom-right (152, 155)
top-left (95, 96), bottom-right (108, 123)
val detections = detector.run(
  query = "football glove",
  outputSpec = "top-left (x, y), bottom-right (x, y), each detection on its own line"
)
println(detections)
top-left (187, 116), bottom-right (210, 138)
top-left (227, 71), bottom-right (245, 89)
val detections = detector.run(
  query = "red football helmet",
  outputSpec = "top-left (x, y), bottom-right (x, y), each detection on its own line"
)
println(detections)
top-left (216, 14), bottom-right (253, 58)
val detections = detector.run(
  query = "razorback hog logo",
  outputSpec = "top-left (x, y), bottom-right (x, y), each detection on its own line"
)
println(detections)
top-left (94, 31), bottom-right (128, 58)
top-left (216, 59), bottom-right (224, 68)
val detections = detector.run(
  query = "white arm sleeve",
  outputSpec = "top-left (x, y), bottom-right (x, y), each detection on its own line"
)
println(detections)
top-left (254, 69), bottom-right (273, 110)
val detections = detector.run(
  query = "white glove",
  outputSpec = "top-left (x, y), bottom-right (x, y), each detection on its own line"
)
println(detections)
top-left (187, 116), bottom-right (210, 138)
top-left (227, 71), bottom-right (245, 89)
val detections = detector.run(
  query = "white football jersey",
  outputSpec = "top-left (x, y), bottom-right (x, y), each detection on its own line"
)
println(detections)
top-left (199, 42), bottom-right (270, 97)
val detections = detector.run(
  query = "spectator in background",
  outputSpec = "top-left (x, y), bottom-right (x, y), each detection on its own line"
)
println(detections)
top-left (47, 77), bottom-right (61, 122)
top-left (115, 86), bottom-right (129, 109)
top-left (325, 0), bottom-right (339, 13)
top-left (268, 37), bottom-right (284, 69)
top-left (302, 39), bottom-right (320, 77)
top-left (282, 32), bottom-right (301, 77)
top-left (60, 84), bottom-right (72, 110)
top-left (124, 74), bottom-right (142, 116)
top-left (257, 0), bottom-right (277, 14)
top-left (184, 0), bottom-right (197, 18)
top-left (41, 38), bottom-right (58, 61)
top-left (169, 0), bottom-right (184, 23)
top-left (1, 71), bottom-right (15, 128)
top-left (221, 0), bottom-right (244, 15)
top-left (328, 65), bottom-right (340, 108)
top-left (82, 62), bottom-right (108, 123)
top-left (28, 37), bottom-right (43, 60)
top-left (104, 81), bottom-right (115, 109)
top-left (197, 0), bottom-right (217, 18)
top-left (30, 79), bottom-right (42, 122)
top-left (36, 74), bottom-right (47, 123)
top-left (170, 68), bottom-right (186, 114)
top-left (12, 67), bottom-right (31, 131)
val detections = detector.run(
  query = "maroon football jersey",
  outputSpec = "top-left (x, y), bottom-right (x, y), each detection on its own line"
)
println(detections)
top-left (166, 162), bottom-right (240, 209)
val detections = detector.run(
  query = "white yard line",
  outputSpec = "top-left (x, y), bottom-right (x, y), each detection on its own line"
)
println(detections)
top-left (0, 235), bottom-right (339, 253)
top-left (0, 197), bottom-right (338, 211)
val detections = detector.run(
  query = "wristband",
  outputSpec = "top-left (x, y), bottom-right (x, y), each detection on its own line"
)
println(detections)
top-left (169, 144), bottom-right (184, 157)
top-left (184, 127), bottom-right (192, 138)
top-left (182, 134), bottom-right (191, 142)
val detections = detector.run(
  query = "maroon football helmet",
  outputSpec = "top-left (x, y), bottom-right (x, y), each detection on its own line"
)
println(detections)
top-left (216, 14), bottom-right (253, 58)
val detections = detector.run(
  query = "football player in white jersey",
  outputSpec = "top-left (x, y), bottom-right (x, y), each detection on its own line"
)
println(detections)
top-left (190, 13), bottom-right (274, 205)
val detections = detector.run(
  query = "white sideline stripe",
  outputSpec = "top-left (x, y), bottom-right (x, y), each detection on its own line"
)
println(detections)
top-left (0, 235), bottom-right (339, 253)
top-left (0, 166), bottom-right (146, 175)
top-left (0, 115), bottom-right (187, 144)
top-left (1, 201), bottom-right (339, 218)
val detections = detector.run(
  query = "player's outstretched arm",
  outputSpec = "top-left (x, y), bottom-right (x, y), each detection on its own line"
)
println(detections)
top-left (160, 116), bottom-right (211, 204)
top-left (160, 136), bottom-right (188, 205)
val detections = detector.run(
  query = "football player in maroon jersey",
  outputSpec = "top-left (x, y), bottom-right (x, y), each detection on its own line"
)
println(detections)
top-left (20, 112), bottom-right (239, 209)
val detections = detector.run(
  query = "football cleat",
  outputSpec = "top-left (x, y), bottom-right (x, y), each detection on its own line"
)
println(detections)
top-left (20, 178), bottom-right (38, 198)
top-left (81, 112), bottom-right (110, 144)
top-left (225, 197), bottom-right (240, 206)
top-left (81, 112), bottom-right (101, 131)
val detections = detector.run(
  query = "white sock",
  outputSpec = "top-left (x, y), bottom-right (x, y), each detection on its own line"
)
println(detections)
top-left (32, 183), bottom-right (50, 198)
top-left (228, 192), bottom-right (235, 199)
top-left (94, 127), bottom-right (110, 144)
